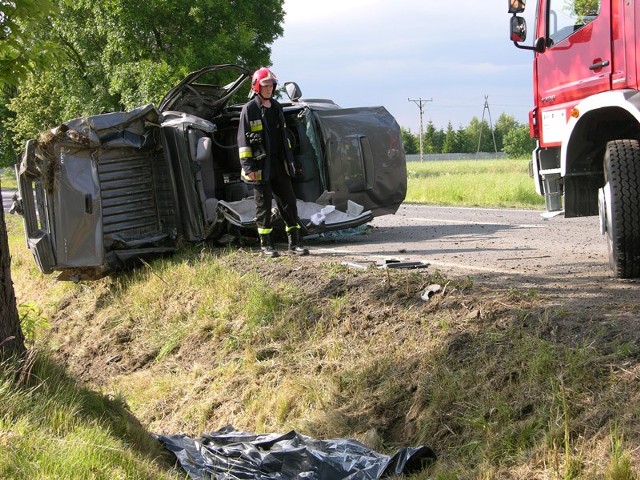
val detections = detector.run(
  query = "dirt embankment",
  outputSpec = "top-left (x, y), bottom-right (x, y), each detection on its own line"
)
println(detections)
top-left (42, 246), bottom-right (640, 477)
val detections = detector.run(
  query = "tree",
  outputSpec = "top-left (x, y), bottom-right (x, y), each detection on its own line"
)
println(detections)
top-left (0, 0), bottom-right (56, 85)
top-left (6, 0), bottom-right (286, 153)
top-left (401, 127), bottom-right (418, 154)
top-left (0, 0), bottom-right (54, 359)
top-left (423, 121), bottom-right (444, 154)
top-left (0, 85), bottom-right (17, 166)
top-left (466, 117), bottom-right (495, 153)
top-left (456, 125), bottom-right (474, 153)
top-left (401, 114), bottom-right (530, 155)
top-left (503, 125), bottom-right (536, 158)
top-left (1, 0), bottom-right (59, 165)
top-left (574, 0), bottom-right (600, 17)
top-left (0, 180), bottom-right (25, 360)
top-left (441, 122), bottom-right (458, 154)
top-left (494, 113), bottom-right (520, 152)
top-left (1, 0), bottom-right (286, 359)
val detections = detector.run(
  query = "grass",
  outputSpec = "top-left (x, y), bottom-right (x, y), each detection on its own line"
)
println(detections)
top-left (1, 167), bottom-right (17, 190)
top-left (405, 158), bottom-right (545, 209)
top-left (3, 159), bottom-right (640, 478)
top-left (0, 355), bottom-right (180, 479)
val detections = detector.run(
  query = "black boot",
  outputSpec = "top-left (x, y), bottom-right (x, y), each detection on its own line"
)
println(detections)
top-left (287, 229), bottom-right (309, 256)
top-left (259, 234), bottom-right (279, 258)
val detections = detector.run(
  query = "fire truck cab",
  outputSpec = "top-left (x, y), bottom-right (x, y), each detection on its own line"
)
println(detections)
top-left (509, 0), bottom-right (640, 278)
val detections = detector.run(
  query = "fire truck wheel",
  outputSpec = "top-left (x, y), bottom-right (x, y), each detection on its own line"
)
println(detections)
top-left (601, 139), bottom-right (640, 278)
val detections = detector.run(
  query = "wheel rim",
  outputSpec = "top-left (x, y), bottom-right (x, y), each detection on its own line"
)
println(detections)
top-left (598, 183), bottom-right (612, 236)
top-left (599, 181), bottom-right (616, 270)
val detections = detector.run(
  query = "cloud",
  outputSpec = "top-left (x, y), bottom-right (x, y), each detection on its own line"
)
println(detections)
top-left (272, 0), bottom-right (535, 131)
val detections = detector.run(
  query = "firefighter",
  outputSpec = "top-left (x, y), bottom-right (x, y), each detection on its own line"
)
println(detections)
top-left (237, 67), bottom-right (309, 258)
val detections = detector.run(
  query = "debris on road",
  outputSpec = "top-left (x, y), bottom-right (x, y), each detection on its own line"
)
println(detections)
top-left (421, 284), bottom-right (442, 301)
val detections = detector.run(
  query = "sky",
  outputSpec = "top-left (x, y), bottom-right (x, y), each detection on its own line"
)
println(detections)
top-left (270, 0), bottom-right (537, 133)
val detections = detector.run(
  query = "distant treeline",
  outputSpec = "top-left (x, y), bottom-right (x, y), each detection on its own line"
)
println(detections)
top-left (401, 113), bottom-right (536, 157)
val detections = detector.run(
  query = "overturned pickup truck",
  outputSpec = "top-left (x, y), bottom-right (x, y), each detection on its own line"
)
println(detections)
top-left (13, 64), bottom-right (407, 280)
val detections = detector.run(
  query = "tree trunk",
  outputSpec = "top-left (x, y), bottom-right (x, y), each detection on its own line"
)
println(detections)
top-left (0, 182), bottom-right (25, 361)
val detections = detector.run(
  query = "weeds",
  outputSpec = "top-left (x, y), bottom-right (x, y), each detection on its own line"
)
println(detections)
top-left (18, 302), bottom-right (48, 344)
top-left (607, 423), bottom-right (637, 480)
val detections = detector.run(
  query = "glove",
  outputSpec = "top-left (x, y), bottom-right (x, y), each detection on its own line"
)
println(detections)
top-left (246, 132), bottom-right (266, 161)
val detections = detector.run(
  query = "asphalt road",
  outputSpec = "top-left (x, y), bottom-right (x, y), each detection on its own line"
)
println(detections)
top-left (2, 188), bottom-right (17, 213)
top-left (309, 203), bottom-right (611, 282)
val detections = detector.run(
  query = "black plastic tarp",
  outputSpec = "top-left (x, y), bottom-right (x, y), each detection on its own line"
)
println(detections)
top-left (158, 426), bottom-right (436, 479)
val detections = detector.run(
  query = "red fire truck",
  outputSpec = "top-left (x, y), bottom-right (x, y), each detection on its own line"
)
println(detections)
top-left (509, 0), bottom-right (640, 278)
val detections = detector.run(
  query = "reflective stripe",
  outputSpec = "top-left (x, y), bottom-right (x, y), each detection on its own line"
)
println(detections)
top-left (250, 120), bottom-right (262, 132)
top-left (241, 169), bottom-right (262, 181)
top-left (239, 146), bottom-right (252, 158)
top-left (258, 227), bottom-right (273, 235)
top-left (285, 224), bottom-right (301, 232)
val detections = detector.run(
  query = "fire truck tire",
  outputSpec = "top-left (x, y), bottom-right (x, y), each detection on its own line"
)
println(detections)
top-left (601, 139), bottom-right (640, 278)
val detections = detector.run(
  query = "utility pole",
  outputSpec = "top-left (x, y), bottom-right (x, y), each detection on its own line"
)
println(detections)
top-left (408, 97), bottom-right (433, 161)
top-left (476, 95), bottom-right (498, 158)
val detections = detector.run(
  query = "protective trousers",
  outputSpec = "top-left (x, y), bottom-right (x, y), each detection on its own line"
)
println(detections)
top-left (253, 175), bottom-right (298, 230)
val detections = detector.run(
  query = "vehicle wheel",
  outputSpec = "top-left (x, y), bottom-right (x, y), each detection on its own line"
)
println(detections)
top-left (599, 139), bottom-right (640, 278)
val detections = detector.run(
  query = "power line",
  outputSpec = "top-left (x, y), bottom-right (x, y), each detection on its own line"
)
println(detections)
top-left (408, 97), bottom-right (433, 161)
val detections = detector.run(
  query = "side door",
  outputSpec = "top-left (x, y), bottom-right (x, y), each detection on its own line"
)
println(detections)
top-left (312, 106), bottom-right (407, 217)
top-left (535, 0), bottom-right (611, 146)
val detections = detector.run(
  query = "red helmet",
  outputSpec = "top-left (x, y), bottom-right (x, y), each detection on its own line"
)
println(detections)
top-left (251, 67), bottom-right (278, 93)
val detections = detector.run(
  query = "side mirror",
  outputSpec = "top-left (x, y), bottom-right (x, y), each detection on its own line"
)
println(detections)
top-left (508, 0), bottom-right (526, 14)
top-left (284, 82), bottom-right (302, 102)
top-left (510, 16), bottom-right (527, 42)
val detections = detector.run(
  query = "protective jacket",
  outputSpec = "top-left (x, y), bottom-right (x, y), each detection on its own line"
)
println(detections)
top-left (237, 95), bottom-right (297, 185)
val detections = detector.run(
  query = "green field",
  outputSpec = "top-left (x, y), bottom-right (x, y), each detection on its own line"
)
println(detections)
top-left (0, 168), bottom-right (16, 190)
top-left (405, 158), bottom-right (545, 209)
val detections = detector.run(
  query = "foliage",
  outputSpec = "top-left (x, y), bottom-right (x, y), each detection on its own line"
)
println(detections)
top-left (0, 86), bottom-right (17, 166)
top-left (0, 0), bottom-right (59, 165)
top-left (403, 113), bottom-right (535, 157)
top-left (401, 127), bottom-right (418, 154)
top-left (0, 0), bottom-right (538, 163)
top-left (441, 122), bottom-right (460, 153)
top-left (0, 166), bottom-right (15, 187)
top-left (494, 113), bottom-right (520, 151)
top-left (573, 0), bottom-right (600, 17)
top-left (17, 302), bottom-right (48, 344)
top-left (424, 120), bottom-right (444, 154)
top-left (503, 124), bottom-right (536, 158)
top-left (2, 0), bottom-right (535, 162)
top-left (4, 0), bottom-right (285, 153)
top-left (0, 0), bottom-right (57, 85)
top-left (466, 116), bottom-right (498, 153)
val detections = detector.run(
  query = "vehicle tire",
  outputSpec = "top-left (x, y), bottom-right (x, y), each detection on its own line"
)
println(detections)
top-left (600, 139), bottom-right (640, 278)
